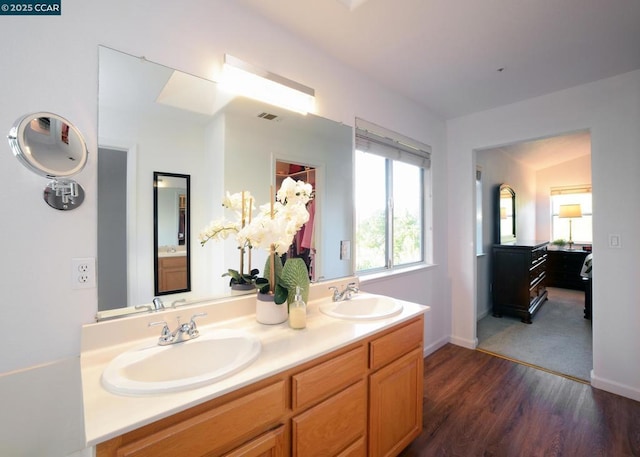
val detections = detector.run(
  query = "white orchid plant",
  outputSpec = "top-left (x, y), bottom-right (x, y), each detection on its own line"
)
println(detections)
top-left (199, 190), bottom-right (258, 287)
top-left (242, 177), bottom-right (313, 304)
top-left (199, 177), bottom-right (313, 301)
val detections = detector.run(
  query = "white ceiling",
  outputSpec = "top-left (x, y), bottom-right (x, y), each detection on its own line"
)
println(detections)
top-left (481, 130), bottom-right (591, 170)
top-left (236, 0), bottom-right (640, 120)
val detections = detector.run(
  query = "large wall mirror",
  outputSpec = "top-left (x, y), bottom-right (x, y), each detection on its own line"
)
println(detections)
top-left (97, 46), bottom-right (354, 316)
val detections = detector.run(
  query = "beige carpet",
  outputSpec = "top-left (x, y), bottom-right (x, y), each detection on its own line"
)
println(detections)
top-left (477, 287), bottom-right (593, 382)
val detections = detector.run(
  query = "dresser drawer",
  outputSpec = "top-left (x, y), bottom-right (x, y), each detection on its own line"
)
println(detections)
top-left (292, 345), bottom-right (366, 410)
top-left (369, 318), bottom-right (423, 371)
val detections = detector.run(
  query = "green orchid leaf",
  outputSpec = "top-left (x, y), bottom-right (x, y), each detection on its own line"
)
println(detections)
top-left (281, 258), bottom-right (310, 304)
top-left (274, 284), bottom-right (288, 305)
top-left (255, 277), bottom-right (270, 294)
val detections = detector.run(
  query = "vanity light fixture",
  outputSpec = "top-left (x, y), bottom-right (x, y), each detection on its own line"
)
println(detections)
top-left (220, 54), bottom-right (315, 115)
top-left (336, 0), bottom-right (371, 10)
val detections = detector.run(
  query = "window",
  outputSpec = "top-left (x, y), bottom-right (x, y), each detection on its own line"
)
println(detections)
top-left (354, 119), bottom-right (430, 273)
top-left (475, 167), bottom-right (483, 255)
top-left (550, 186), bottom-right (593, 244)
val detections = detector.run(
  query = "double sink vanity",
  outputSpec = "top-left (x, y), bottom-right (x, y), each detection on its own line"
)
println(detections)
top-left (81, 278), bottom-right (428, 457)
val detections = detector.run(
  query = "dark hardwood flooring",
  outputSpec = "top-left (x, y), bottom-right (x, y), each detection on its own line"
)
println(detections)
top-left (399, 344), bottom-right (640, 457)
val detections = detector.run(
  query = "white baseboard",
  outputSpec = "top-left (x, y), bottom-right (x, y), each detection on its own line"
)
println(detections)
top-left (448, 334), bottom-right (478, 349)
top-left (423, 336), bottom-right (449, 357)
top-left (591, 371), bottom-right (640, 402)
top-left (477, 308), bottom-right (490, 320)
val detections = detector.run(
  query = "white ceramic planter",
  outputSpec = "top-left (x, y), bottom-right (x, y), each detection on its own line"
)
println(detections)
top-left (255, 293), bottom-right (288, 324)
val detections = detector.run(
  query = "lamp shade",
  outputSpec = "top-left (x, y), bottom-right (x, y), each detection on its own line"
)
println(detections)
top-left (559, 204), bottom-right (582, 218)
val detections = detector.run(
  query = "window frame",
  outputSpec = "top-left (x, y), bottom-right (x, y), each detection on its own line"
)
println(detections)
top-left (354, 119), bottom-right (431, 275)
top-left (550, 185), bottom-right (593, 245)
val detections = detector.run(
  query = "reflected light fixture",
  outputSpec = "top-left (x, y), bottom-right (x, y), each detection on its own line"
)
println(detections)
top-left (559, 204), bottom-right (582, 249)
top-left (221, 54), bottom-right (315, 115)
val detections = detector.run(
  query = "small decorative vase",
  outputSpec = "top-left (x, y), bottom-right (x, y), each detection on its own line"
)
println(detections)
top-left (256, 293), bottom-right (287, 325)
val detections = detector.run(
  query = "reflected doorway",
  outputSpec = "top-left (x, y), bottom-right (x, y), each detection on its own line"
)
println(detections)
top-left (276, 160), bottom-right (316, 281)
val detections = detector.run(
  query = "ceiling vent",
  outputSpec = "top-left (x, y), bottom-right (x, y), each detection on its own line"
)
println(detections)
top-left (258, 112), bottom-right (279, 121)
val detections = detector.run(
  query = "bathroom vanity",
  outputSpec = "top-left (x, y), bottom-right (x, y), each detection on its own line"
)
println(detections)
top-left (82, 279), bottom-right (427, 457)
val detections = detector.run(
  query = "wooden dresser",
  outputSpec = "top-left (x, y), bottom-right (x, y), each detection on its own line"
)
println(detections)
top-left (492, 241), bottom-right (549, 324)
top-left (546, 249), bottom-right (589, 290)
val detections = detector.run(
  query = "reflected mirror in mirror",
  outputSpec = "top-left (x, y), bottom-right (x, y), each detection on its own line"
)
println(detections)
top-left (97, 46), bottom-right (354, 317)
top-left (496, 183), bottom-right (516, 244)
top-left (154, 172), bottom-right (190, 295)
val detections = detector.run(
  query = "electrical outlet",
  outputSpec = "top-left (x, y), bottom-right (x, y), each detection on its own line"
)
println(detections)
top-left (72, 257), bottom-right (96, 289)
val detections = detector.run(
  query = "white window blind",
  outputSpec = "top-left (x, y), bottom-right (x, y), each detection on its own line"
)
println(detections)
top-left (355, 118), bottom-right (431, 168)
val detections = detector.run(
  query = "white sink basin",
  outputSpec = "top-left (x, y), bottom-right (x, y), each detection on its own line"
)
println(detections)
top-left (318, 293), bottom-right (403, 320)
top-left (102, 329), bottom-right (261, 395)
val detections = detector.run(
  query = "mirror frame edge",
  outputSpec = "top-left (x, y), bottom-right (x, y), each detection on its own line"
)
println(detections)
top-left (153, 171), bottom-right (192, 296)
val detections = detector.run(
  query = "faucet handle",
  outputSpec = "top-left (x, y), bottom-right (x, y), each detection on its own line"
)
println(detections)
top-left (188, 312), bottom-right (207, 337)
top-left (135, 304), bottom-right (153, 312)
top-left (171, 298), bottom-right (187, 308)
top-left (328, 286), bottom-right (340, 301)
top-left (149, 320), bottom-right (172, 343)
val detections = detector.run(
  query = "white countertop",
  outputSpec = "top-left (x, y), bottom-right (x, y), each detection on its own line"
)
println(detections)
top-left (157, 251), bottom-right (187, 258)
top-left (81, 285), bottom-right (428, 446)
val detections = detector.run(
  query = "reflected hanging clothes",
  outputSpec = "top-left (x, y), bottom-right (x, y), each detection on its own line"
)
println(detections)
top-left (301, 199), bottom-right (315, 250)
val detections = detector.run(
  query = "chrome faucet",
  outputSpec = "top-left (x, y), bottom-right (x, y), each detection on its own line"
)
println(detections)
top-left (152, 297), bottom-right (165, 310)
top-left (149, 313), bottom-right (207, 346)
top-left (329, 282), bottom-right (360, 302)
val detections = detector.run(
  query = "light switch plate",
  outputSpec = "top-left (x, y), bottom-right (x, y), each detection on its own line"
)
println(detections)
top-left (340, 240), bottom-right (351, 260)
top-left (608, 234), bottom-right (621, 248)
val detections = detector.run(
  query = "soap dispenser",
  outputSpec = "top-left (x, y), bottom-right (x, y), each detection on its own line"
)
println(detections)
top-left (289, 286), bottom-right (307, 330)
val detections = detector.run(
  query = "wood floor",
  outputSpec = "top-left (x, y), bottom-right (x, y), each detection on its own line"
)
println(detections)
top-left (399, 344), bottom-right (640, 457)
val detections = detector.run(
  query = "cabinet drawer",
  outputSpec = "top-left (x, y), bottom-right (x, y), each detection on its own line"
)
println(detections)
top-left (115, 381), bottom-right (286, 457)
top-left (222, 425), bottom-right (286, 457)
top-left (292, 345), bottom-right (366, 411)
top-left (336, 436), bottom-right (366, 457)
top-left (369, 318), bottom-right (423, 371)
top-left (292, 380), bottom-right (367, 457)
top-left (158, 256), bottom-right (187, 268)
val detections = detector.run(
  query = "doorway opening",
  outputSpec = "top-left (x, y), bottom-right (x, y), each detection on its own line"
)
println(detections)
top-left (474, 130), bottom-right (593, 382)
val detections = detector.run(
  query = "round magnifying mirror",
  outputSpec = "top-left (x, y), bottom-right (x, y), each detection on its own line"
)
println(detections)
top-left (8, 112), bottom-right (88, 178)
top-left (8, 112), bottom-right (88, 210)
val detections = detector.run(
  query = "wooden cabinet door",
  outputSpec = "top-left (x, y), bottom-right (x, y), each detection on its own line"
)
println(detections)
top-left (292, 380), bottom-right (366, 457)
top-left (222, 425), bottom-right (286, 457)
top-left (369, 348), bottom-right (423, 457)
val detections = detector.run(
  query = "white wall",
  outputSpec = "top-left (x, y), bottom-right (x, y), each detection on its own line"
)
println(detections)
top-left (536, 154), bottom-right (592, 241)
top-left (0, 1), bottom-right (447, 455)
top-left (448, 69), bottom-right (640, 401)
